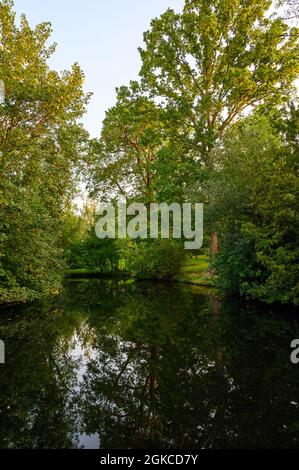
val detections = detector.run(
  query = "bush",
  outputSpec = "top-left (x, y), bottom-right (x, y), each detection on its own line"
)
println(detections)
top-left (127, 239), bottom-right (185, 280)
top-left (210, 115), bottom-right (299, 305)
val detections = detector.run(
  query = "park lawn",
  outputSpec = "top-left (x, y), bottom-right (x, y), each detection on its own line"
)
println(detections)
top-left (65, 259), bottom-right (128, 278)
top-left (65, 256), bottom-right (216, 286)
top-left (64, 266), bottom-right (129, 279)
top-left (176, 254), bottom-right (216, 286)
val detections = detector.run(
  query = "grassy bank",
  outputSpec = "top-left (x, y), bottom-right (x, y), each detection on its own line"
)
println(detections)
top-left (64, 267), bottom-right (129, 279)
top-left (65, 254), bottom-right (216, 287)
top-left (175, 255), bottom-right (216, 287)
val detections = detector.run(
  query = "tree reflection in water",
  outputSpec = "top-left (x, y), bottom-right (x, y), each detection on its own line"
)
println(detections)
top-left (0, 280), bottom-right (299, 449)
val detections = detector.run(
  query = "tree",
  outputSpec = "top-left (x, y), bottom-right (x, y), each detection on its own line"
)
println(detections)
top-left (210, 114), bottom-right (299, 305)
top-left (89, 84), bottom-right (165, 204)
top-left (139, 0), bottom-right (298, 254)
top-left (139, 0), bottom-right (298, 166)
top-left (0, 0), bottom-right (89, 304)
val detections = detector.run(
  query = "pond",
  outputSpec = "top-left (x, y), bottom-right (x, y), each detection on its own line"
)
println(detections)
top-left (0, 280), bottom-right (299, 449)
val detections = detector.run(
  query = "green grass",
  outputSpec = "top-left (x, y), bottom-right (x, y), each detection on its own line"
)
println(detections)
top-left (65, 267), bottom-right (128, 279)
top-left (175, 255), bottom-right (216, 286)
top-left (65, 259), bottom-right (128, 279)
top-left (65, 255), bottom-right (216, 287)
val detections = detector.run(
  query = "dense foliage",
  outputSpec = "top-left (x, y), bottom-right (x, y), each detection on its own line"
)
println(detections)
top-left (0, 0), bottom-right (298, 305)
top-left (0, 0), bottom-right (89, 304)
top-left (211, 114), bottom-right (299, 304)
top-left (88, 0), bottom-right (298, 302)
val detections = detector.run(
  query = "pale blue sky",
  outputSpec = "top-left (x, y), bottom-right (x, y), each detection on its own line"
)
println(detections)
top-left (13, 0), bottom-right (184, 137)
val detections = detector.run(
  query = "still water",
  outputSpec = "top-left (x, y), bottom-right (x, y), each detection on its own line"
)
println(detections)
top-left (0, 280), bottom-right (299, 449)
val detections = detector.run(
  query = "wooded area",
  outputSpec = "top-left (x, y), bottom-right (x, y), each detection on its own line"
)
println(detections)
top-left (0, 0), bottom-right (298, 305)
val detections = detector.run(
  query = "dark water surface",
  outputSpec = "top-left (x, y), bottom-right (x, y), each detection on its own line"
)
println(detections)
top-left (0, 280), bottom-right (299, 449)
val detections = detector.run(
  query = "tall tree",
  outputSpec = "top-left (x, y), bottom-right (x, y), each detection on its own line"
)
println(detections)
top-left (0, 0), bottom-right (89, 304)
top-left (89, 84), bottom-right (164, 203)
top-left (138, 0), bottom-right (298, 252)
top-left (139, 0), bottom-right (298, 168)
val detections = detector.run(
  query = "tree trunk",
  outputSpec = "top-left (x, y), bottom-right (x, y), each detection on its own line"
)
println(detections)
top-left (210, 232), bottom-right (219, 256)
top-left (208, 232), bottom-right (219, 273)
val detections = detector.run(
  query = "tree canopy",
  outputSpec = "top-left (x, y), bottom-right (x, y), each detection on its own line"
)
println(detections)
top-left (0, 0), bottom-right (89, 303)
